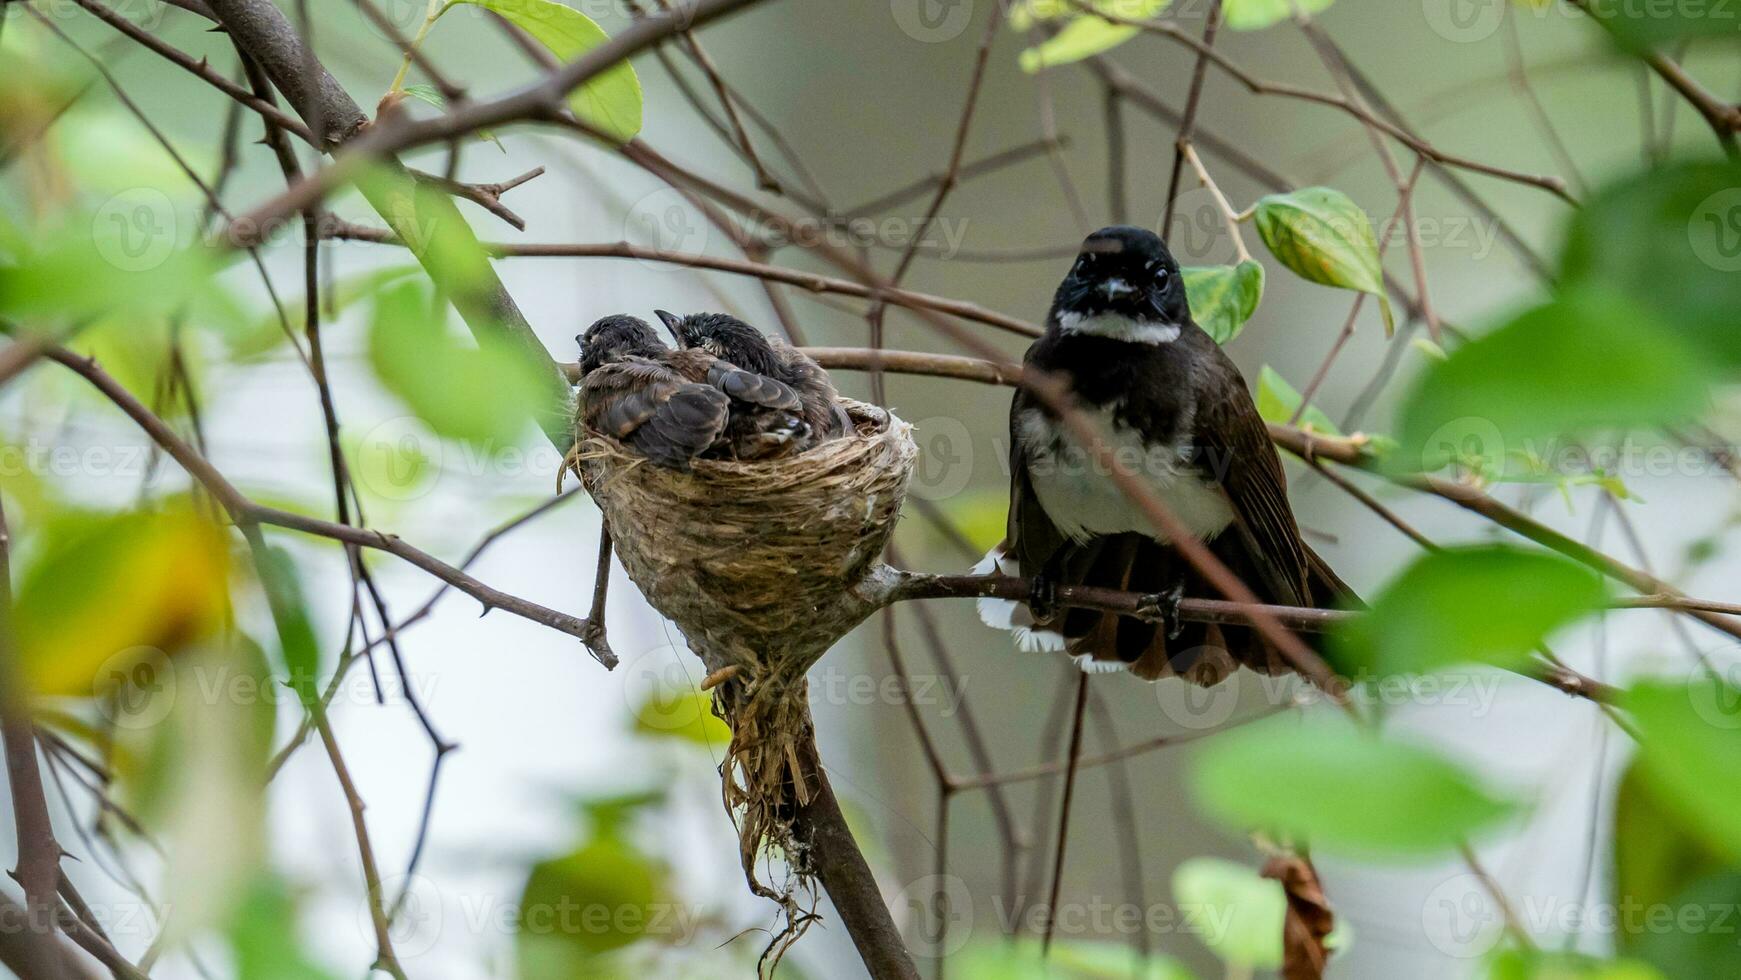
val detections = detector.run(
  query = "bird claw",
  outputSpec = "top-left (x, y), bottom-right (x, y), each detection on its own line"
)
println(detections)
top-left (1137, 582), bottom-right (1187, 640)
top-left (1028, 571), bottom-right (1059, 625)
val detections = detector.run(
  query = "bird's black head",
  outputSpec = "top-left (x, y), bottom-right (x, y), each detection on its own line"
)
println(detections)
top-left (576, 315), bottom-right (665, 375)
top-left (655, 310), bottom-right (780, 375)
top-left (1050, 226), bottom-right (1189, 338)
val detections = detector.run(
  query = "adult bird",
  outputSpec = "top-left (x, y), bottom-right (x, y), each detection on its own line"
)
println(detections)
top-left (974, 226), bottom-right (1354, 685)
top-left (657, 310), bottom-right (853, 448)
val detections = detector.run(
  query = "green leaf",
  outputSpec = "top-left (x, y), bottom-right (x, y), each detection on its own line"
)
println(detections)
top-left (401, 84), bottom-right (506, 152)
top-left (366, 280), bottom-right (550, 448)
top-left (518, 834), bottom-right (668, 961)
top-left (1631, 872), bottom-right (1741, 979)
top-left (230, 264), bottom-right (424, 361)
top-left (251, 544), bottom-right (322, 711)
top-left (1190, 715), bottom-right (1517, 855)
top-left (1624, 678), bottom-right (1741, 862)
top-left (1171, 858), bottom-right (1285, 969)
top-left (1333, 545), bottom-right (1607, 677)
top-left (1017, 0), bottom-right (1169, 71)
top-left (1222, 0), bottom-right (1335, 30)
top-left (632, 688), bottom-right (731, 746)
top-left (1182, 260), bottom-right (1264, 344)
top-left (228, 875), bottom-right (340, 980)
top-left (1581, 1), bottom-right (1741, 50)
top-left (0, 210), bottom-right (240, 328)
top-left (13, 505), bottom-right (230, 699)
top-left (440, 0), bottom-right (642, 142)
top-left (1256, 365), bottom-right (1340, 436)
top-left (1252, 186), bottom-right (1392, 332)
top-left (1612, 763), bottom-right (1728, 953)
top-left (1561, 160), bottom-right (1741, 368)
top-left (1020, 18), bottom-right (1137, 72)
top-left (1395, 291), bottom-right (1712, 477)
top-left (1487, 948), bottom-right (1667, 980)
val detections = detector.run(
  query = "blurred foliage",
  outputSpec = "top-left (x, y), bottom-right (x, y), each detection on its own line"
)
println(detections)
top-left (14, 502), bottom-right (230, 698)
top-left (633, 686), bottom-right (732, 745)
top-left (516, 792), bottom-right (674, 976)
top-left (366, 279), bottom-right (552, 448)
top-left (1190, 714), bottom-right (1518, 855)
top-left (1397, 291), bottom-right (1710, 479)
top-left (1170, 857), bottom-right (1286, 970)
top-left (1333, 545), bottom-right (1608, 676)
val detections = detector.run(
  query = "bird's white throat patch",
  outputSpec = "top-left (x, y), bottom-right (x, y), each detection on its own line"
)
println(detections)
top-left (1055, 310), bottom-right (1182, 344)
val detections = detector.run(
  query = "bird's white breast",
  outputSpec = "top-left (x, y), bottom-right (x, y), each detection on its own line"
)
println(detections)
top-left (1017, 405), bottom-right (1233, 544)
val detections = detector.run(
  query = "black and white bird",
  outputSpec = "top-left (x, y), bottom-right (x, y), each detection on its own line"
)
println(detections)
top-left (574, 315), bottom-right (805, 467)
top-left (657, 310), bottom-right (853, 450)
top-left (975, 226), bottom-right (1353, 685)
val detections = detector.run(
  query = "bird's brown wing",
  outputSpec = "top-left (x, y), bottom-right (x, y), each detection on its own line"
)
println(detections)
top-left (580, 357), bottom-right (729, 469)
top-left (1191, 350), bottom-right (1314, 608)
top-left (703, 358), bottom-right (801, 410)
top-left (770, 339), bottom-right (849, 437)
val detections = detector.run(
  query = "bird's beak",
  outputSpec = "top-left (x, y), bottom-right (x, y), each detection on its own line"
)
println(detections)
top-left (654, 309), bottom-right (684, 344)
top-left (1100, 279), bottom-right (1134, 299)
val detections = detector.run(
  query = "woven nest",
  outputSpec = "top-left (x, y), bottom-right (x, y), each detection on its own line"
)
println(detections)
top-left (563, 398), bottom-right (916, 952)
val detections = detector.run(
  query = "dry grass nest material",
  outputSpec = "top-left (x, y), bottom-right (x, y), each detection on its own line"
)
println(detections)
top-left (563, 398), bottom-right (917, 962)
top-left (564, 398), bottom-right (916, 674)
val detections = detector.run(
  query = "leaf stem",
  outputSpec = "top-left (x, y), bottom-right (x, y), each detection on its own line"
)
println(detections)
top-left (387, 0), bottom-right (450, 97)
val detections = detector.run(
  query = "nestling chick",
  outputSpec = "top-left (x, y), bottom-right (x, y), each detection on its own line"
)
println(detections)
top-left (575, 315), bottom-right (729, 471)
top-left (656, 310), bottom-right (852, 451)
top-left (655, 329), bottom-right (809, 461)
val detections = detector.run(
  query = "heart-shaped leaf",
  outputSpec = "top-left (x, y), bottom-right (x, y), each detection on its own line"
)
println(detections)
top-left (1182, 260), bottom-right (1264, 343)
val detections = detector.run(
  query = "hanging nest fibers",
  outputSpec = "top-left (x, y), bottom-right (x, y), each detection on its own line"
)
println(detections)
top-left (562, 398), bottom-right (916, 949)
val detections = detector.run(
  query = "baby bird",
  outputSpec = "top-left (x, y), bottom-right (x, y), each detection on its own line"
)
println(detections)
top-left (575, 315), bottom-right (729, 470)
top-left (656, 310), bottom-right (852, 449)
top-left (657, 330), bottom-right (809, 461)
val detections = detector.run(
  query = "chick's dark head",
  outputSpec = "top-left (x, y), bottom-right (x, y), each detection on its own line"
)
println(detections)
top-left (655, 310), bottom-right (780, 376)
top-left (576, 315), bottom-right (665, 375)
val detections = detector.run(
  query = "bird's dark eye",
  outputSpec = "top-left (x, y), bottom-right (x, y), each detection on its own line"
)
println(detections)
top-left (1155, 267), bottom-right (1170, 284)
